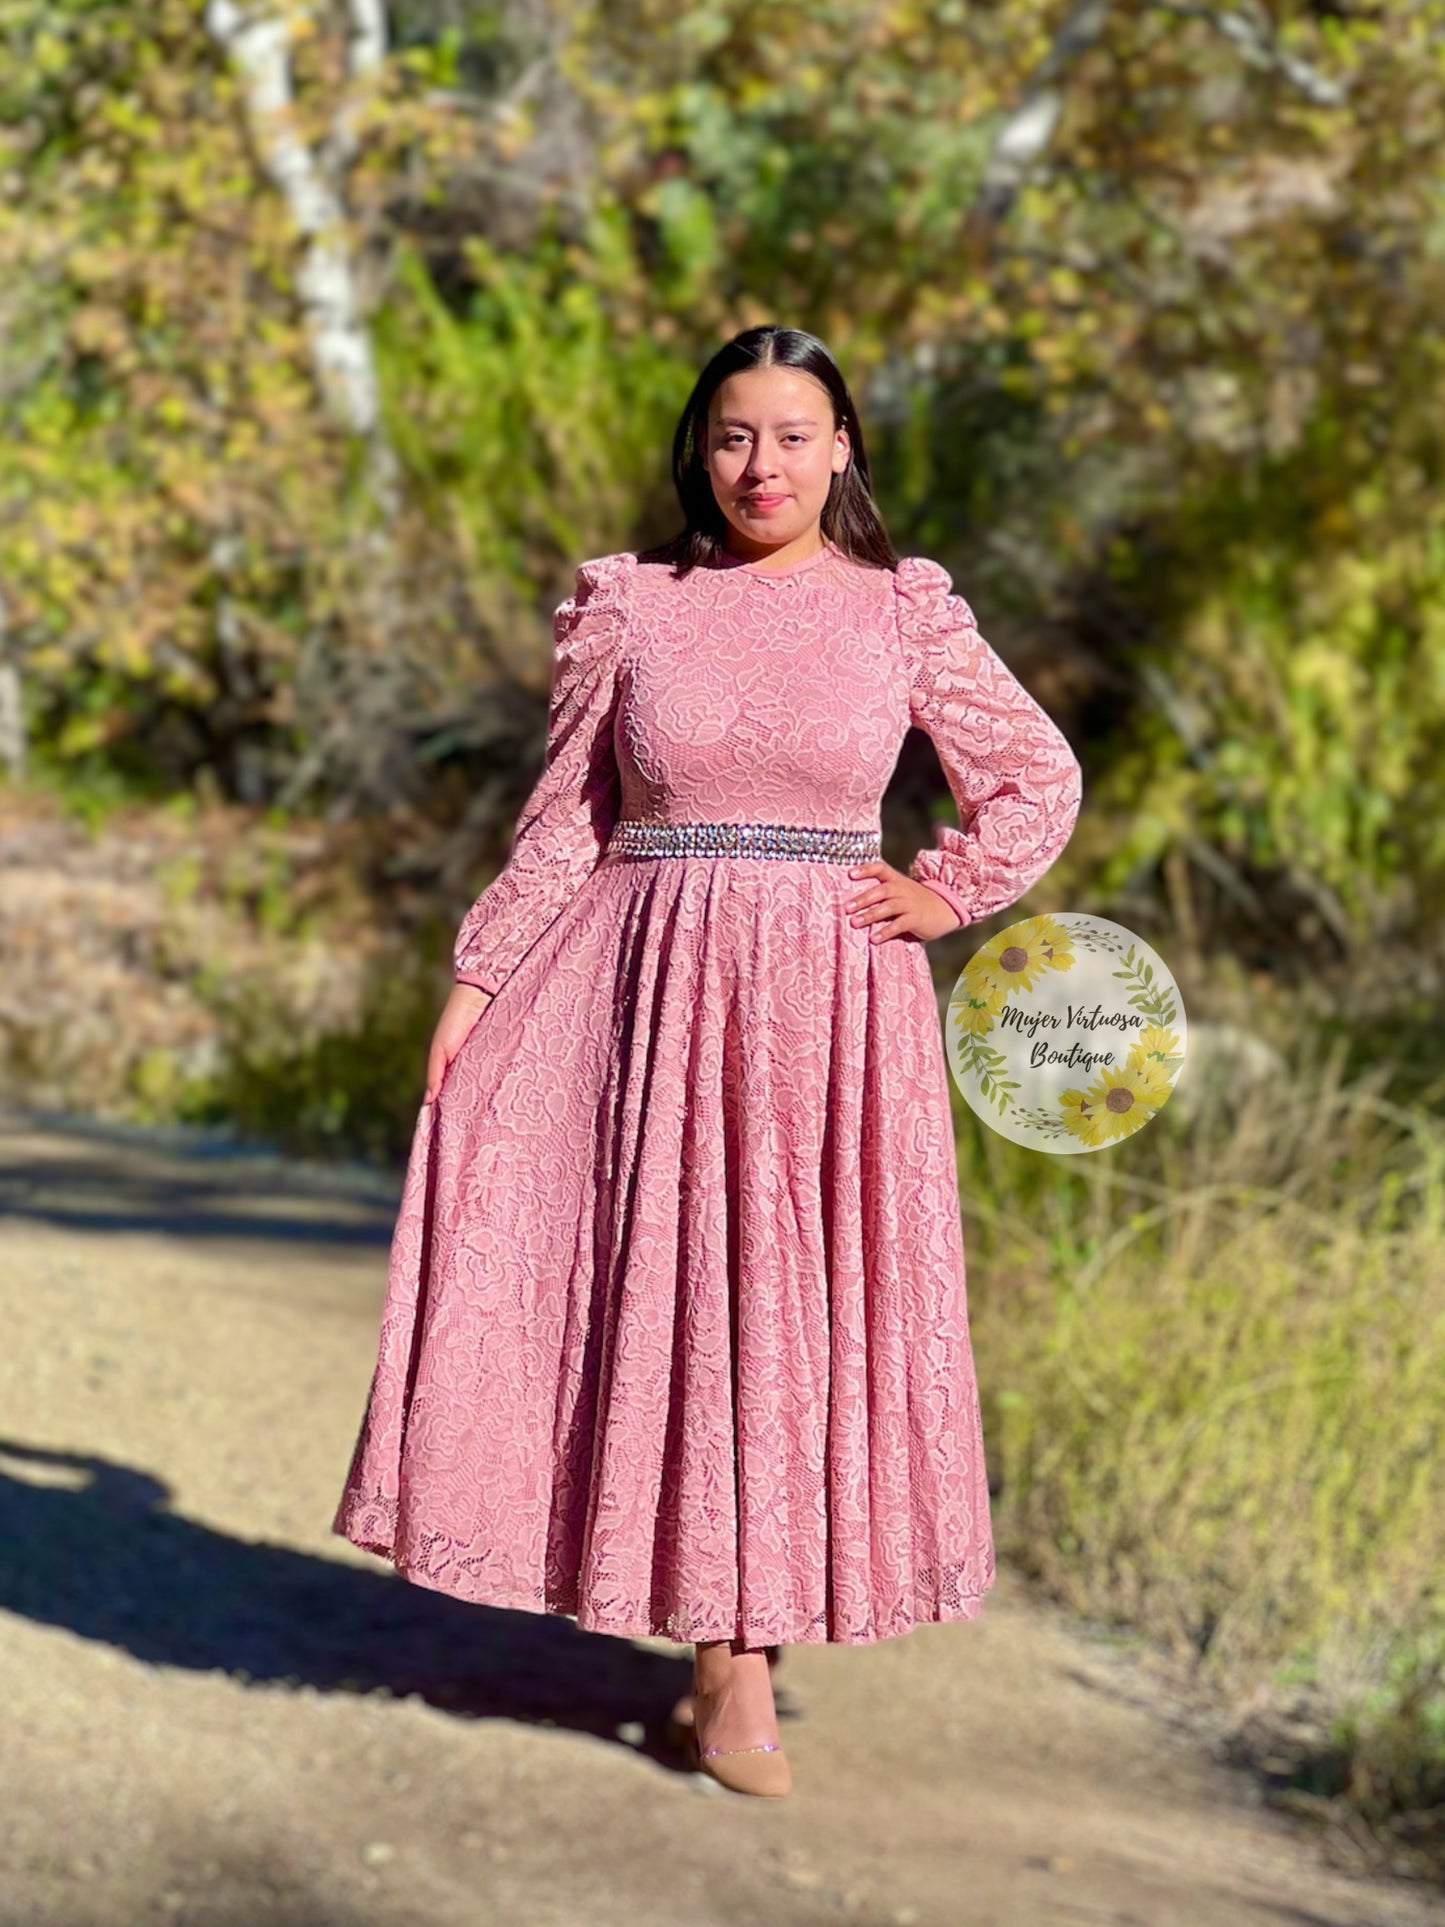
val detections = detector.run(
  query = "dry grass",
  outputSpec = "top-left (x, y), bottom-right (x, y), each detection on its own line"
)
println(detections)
top-left (962, 1031), bottom-right (1445, 1873)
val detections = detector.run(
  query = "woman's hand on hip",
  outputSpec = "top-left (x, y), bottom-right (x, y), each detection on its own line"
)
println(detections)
top-left (425, 984), bottom-right (495, 1102)
top-left (844, 861), bottom-right (963, 944)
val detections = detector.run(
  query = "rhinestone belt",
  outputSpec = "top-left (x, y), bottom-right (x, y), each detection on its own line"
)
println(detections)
top-left (607, 819), bottom-right (882, 864)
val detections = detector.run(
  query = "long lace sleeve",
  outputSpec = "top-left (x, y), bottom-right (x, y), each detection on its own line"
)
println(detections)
top-left (895, 555), bottom-right (1082, 932)
top-left (453, 551), bottom-right (634, 996)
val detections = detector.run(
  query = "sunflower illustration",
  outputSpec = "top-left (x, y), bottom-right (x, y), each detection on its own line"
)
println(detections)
top-left (964, 915), bottom-right (1073, 1000)
top-left (1080, 1059), bottom-right (1172, 1143)
top-left (949, 986), bottom-right (1007, 1038)
top-left (1021, 913), bottom-right (1076, 969)
top-left (1128, 1022), bottom-right (1184, 1078)
top-left (1060, 1085), bottom-right (1106, 1147)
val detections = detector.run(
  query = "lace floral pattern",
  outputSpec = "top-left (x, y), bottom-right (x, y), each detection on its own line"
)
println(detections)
top-left (897, 557), bottom-right (1084, 931)
top-left (334, 539), bottom-right (1082, 1644)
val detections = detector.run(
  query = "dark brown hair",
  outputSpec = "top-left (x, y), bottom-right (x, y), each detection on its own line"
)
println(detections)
top-left (640, 325), bottom-right (899, 576)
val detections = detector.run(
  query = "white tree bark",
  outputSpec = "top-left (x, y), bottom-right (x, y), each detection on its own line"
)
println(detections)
top-left (205, 2), bottom-right (408, 808)
top-left (970, 0), bottom-right (1346, 233)
top-left (970, 0), bottom-right (1113, 229)
top-left (1156, 3), bottom-right (1348, 107)
top-left (205, 0), bottom-right (398, 515)
top-left (0, 588), bottom-right (23, 782)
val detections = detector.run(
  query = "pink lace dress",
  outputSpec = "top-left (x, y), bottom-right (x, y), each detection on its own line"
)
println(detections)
top-left (332, 538), bottom-right (1082, 1644)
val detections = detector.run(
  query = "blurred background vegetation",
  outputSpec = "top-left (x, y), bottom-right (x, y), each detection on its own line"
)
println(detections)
top-left (2, 0), bottom-right (1442, 1883)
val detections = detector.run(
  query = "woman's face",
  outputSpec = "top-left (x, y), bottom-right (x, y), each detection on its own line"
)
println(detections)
top-left (704, 366), bottom-right (851, 553)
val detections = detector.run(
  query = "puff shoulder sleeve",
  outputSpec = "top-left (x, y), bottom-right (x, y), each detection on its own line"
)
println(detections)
top-left (453, 551), bottom-right (634, 995)
top-left (895, 555), bottom-right (1081, 932)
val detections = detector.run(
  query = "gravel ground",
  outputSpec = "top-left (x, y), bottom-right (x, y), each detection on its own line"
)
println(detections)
top-left (2, 1105), bottom-right (1438, 1927)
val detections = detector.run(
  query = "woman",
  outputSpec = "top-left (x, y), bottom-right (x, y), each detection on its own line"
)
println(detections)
top-left (333, 324), bottom-right (1083, 1798)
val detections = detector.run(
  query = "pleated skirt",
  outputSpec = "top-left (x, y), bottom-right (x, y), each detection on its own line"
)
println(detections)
top-left (332, 850), bottom-right (994, 1644)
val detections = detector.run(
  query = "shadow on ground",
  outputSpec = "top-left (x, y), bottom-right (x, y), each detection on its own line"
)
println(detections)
top-left (0, 1112), bottom-right (714, 1775)
top-left (0, 1438), bottom-right (697, 1771)
top-left (0, 1105), bottom-right (401, 1244)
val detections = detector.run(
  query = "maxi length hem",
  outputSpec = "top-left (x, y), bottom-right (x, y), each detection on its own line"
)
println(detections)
top-left (332, 539), bottom-right (1082, 1647)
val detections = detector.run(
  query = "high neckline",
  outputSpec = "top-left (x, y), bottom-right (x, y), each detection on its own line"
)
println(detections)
top-left (713, 537), bottom-right (841, 578)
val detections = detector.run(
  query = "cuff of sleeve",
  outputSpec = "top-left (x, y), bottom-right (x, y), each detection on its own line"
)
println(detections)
top-left (913, 877), bottom-right (970, 931)
top-left (454, 968), bottom-right (500, 996)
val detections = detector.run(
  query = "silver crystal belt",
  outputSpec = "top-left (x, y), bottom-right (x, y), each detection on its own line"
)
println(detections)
top-left (606, 819), bottom-right (882, 863)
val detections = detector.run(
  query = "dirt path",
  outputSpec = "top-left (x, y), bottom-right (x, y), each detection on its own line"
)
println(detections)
top-left (1, 1106), bottom-right (1435, 1927)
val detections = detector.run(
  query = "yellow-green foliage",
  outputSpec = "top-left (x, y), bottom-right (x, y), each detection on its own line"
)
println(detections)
top-left (1093, 444), bottom-right (1445, 953)
top-left (172, 919), bottom-right (457, 1167)
top-left (376, 222), bottom-right (698, 614)
top-left (6, 0), bottom-right (1445, 849)
top-left (962, 1039), bottom-right (1445, 1835)
top-left (4, 0), bottom-right (1444, 1857)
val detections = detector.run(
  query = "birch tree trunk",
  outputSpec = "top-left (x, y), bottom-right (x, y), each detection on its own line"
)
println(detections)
top-left (967, 0), bottom-right (1113, 239)
top-left (206, 1), bottom-right (405, 810)
top-left (968, 0), bottom-right (1347, 246)
top-left (205, 0), bottom-right (398, 517)
top-left (0, 588), bottom-right (23, 782)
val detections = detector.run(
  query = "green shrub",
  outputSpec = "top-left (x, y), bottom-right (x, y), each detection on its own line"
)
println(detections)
top-left (173, 923), bottom-right (453, 1166)
top-left (962, 1027), bottom-right (1445, 1871)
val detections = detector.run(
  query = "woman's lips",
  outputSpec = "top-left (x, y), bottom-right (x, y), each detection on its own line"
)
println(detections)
top-left (744, 493), bottom-right (789, 509)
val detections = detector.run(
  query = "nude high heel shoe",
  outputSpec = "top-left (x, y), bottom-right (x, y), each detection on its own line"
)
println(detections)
top-left (686, 1643), bottom-right (792, 1797)
top-left (691, 1727), bottom-right (793, 1798)
top-left (666, 1643), bottom-right (781, 1751)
